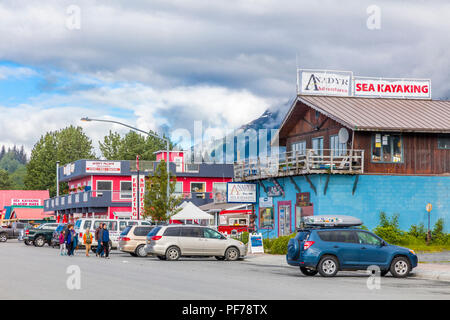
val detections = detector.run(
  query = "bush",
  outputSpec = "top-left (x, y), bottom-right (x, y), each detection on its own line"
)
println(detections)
top-left (264, 234), bottom-right (296, 254)
top-left (431, 218), bottom-right (450, 245)
top-left (408, 223), bottom-right (427, 240)
top-left (373, 212), bottom-right (405, 244)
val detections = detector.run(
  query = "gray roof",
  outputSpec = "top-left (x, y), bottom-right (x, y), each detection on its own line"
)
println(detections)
top-left (283, 95), bottom-right (450, 133)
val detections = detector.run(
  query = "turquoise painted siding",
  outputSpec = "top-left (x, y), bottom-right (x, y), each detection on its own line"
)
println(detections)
top-left (256, 175), bottom-right (450, 238)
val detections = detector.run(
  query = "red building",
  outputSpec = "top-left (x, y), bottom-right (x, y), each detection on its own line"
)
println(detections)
top-left (44, 151), bottom-right (233, 221)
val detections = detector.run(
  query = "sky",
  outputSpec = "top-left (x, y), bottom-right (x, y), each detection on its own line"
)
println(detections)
top-left (0, 0), bottom-right (449, 156)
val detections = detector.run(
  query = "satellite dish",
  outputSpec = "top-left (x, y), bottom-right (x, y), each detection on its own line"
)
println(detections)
top-left (338, 128), bottom-right (349, 143)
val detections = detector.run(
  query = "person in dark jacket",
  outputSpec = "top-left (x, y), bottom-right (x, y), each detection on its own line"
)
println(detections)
top-left (95, 224), bottom-right (104, 257)
top-left (101, 223), bottom-right (110, 259)
top-left (65, 225), bottom-right (75, 256)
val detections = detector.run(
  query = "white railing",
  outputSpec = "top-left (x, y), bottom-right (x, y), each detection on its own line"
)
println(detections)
top-left (234, 149), bottom-right (364, 181)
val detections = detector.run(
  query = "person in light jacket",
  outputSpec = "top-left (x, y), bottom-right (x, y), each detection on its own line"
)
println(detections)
top-left (83, 228), bottom-right (93, 257)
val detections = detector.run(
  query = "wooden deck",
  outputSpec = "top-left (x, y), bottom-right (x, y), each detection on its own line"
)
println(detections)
top-left (234, 149), bottom-right (364, 181)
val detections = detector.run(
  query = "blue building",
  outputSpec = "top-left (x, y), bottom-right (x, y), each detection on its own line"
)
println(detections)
top-left (234, 95), bottom-right (450, 237)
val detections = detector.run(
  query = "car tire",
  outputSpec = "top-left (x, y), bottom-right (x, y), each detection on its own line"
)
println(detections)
top-left (129, 253), bottom-right (137, 257)
top-left (135, 245), bottom-right (147, 257)
top-left (317, 255), bottom-right (339, 277)
top-left (165, 246), bottom-right (181, 261)
top-left (225, 247), bottom-right (240, 261)
top-left (34, 236), bottom-right (45, 247)
top-left (381, 270), bottom-right (389, 277)
top-left (157, 255), bottom-right (166, 260)
top-left (390, 256), bottom-right (411, 278)
top-left (300, 267), bottom-right (318, 276)
top-left (215, 256), bottom-right (226, 261)
top-left (24, 240), bottom-right (33, 246)
top-left (0, 233), bottom-right (7, 242)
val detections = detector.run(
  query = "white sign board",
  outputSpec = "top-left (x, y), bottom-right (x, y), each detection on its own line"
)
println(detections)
top-left (354, 77), bottom-right (431, 99)
top-left (86, 161), bottom-right (121, 173)
top-left (227, 183), bottom-right (257, 203)
top-left (248, 233), bottom-right (264, 254)
top-left (259, 197), bottom-right (273, 208)
top-left (11, 199), bottom-right (42, 207)
top-left (298, 69), bottom-right (353, 97)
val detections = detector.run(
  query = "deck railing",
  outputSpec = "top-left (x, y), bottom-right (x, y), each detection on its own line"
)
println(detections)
top-left (234, 149), bottom-right (364, 181)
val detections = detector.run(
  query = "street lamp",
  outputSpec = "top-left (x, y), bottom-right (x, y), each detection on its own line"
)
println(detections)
top-left (80, 117), bottom-right (171, 220)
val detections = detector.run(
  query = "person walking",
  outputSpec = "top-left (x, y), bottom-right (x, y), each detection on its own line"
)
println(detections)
top-left (83, 228), bottom-right (93, 257)
top-left (101, 223), bottom-right (110, 259)
top-left (65, 225), bottom-right (75, 256)
top-left (59, 230), bottom-right (67, 256)
top-left (70, 231), bottom-right (78, 256)
top-left (95, 223), bottom-right (104, 257)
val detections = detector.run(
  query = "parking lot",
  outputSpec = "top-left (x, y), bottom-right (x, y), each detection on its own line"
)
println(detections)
top-left (0, 241), bottom-right (449, 300)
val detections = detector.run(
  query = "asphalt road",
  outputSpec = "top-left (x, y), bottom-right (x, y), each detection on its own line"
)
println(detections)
top-left (1, 241), bottom-right (449, 300)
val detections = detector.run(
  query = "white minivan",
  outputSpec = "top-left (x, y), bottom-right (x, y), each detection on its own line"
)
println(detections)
top-left (74, 218), bottom-right (152, 250)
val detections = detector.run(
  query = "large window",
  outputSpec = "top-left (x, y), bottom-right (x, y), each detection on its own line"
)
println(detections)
top-left (96, 181), bottom-right (112, 191)
top-left (120, 181), bottom-right (132, 199)
top-left (191, 182), bottom-right (206, 199)
top-left (174, 182), bottom-right (183, 196)
top-left (291, 140), bottom-right (306, 155)
top-left (330, 135), bottom-right (347, 156)
top-left (437, 134), bottom-right (450, 150)
top-left (312, 137), bottom-right (324, 157)
top-left (372, 134), bottom-right (403, 163)
top-left (259, 207), bottom-right (274, 229)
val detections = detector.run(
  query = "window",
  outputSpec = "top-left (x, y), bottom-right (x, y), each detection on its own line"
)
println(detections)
top-left (133, 226), bottom-right (154, 237)
top-left (203, 228), bottom-right (224, 239)
top-left (84, 221), bottom-right (92, 230)
top-left (291, 140), bottom-right (306, 155)
top-left (174, 182), bottom-right (183, 195)
top-left (259, 207), bottom-right (274, 229)
top-left (120, 225), bottom-right (132, 236)
top-left (191, 182), bottom-right (206, 199)
top-left (96, 181), bottom-right (112, 191)
top-left (120, 181), bottom-right (132, 199)
top-left (357, 231), bottom-right (381, 246)
top-left (330, 135), bottom-right (347, 156)
top-left (437, 134), bottom-right (450, 149)
top-left (180, 227), bottom-right (203, 238)
top-left (312, 137), bottom-right (324, 157)
top-left (372, 134), bottom-right (403, 163)
top-left (164, 227), bottom-right (181, 237)
top-left (318, 230), bottom-right (357, 243)
top-left (147, 226), bottom-right (162, 238)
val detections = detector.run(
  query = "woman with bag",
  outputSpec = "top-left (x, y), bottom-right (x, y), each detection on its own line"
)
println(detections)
top-left (83, 228), bottom-right (93, 257)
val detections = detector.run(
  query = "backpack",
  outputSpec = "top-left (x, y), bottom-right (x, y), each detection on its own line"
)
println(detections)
top-left (85, 232), bottom-right (92, 244)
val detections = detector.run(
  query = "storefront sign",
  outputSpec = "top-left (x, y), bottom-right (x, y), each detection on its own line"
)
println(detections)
top-left (259, 197), bottom-right (273, 207)
top-left (11, 199), bottom-right (41, 207)
top-left (227, 183), bottom-right (257, 203)
top-left (248, 233), bottom-right (264, 254)
top-left (354, 77), bottom-right (431, 99)
top-left (131, 175), bottom-right (145, 219)
top-left (298, 69), bottom-right (353, 97)
top-left (86, 161), bottom-right (121, 173)
top-left (296, 192), bottom-right (310, 206)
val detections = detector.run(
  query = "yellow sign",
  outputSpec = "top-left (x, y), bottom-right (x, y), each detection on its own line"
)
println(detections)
top-left (426, 203), bottom-right (432, 212)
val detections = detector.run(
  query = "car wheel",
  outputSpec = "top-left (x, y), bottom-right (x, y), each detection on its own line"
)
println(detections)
top-left (318, 255), bottom-right (339, 277)
top-left (157, 255), bottom-right (166, 260)
top-left (381, 270), bottom-right (389, 277)
top-left (300, 267), bottom-right (318, 276)
top-left (24, 240), bottom-right (33, 246)
top-left (34, 236), bottom-right (45, 247)
top-left (165, 246), bottom-right (181, 261)
top-left (390, 256), bottom-right (411, 278)
top-left (225, 247), bottom-right (240, 261)
top-left (0, 233), bottom-right (7, 242)
top-left (135, 245), bottom-right (147, 257)
top-left (215, 256), bottom-right (225, 261)
top-left (129, 253), bottom-right (137, 257)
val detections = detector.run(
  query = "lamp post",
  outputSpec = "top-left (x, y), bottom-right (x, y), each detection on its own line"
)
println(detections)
top-left (80, 117), bottom-right (171, 220)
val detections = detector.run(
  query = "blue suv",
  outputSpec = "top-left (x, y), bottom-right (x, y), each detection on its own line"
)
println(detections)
top-left (287, 227), bottom-right (418, 278)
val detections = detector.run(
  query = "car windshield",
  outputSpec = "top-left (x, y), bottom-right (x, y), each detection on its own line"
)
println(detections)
top-left (147, 226), bottom-right (162, 238)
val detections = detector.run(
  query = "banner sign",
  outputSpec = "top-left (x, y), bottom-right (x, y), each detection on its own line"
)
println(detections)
top-left (259, 197), bottom-right (273, 208)
top-left (298, 69), bottom-right (353, 97)
top-left (11, 199), bottom-right (42, 207)
top-left (86, 161), bottom-right (121, 174)
top-left (131, 175), bottom-right (145, 219)
top-left (227, 182), bottom-right (257, 203)
top-left (354, 77), bottom-right (431, 99)
top-left (248, 233), bottom-right (264, 254)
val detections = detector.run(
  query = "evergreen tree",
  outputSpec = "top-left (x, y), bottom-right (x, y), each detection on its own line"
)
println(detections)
top-left (0, 169), bottom-right (14, 190)
top-left (143, 160), bottom-right (181, 222)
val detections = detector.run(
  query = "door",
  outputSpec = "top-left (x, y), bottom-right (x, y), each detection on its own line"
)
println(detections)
top-left (356, 231), bottom-right (390, 266)
top-left (316, 230), bottom-right (360, 267)
top-left (202, 228), bottom-right (227, 255)
top-left (278, 202), bottom-right (291, 237)
top-left (179, 227), bottom-right (204, 255)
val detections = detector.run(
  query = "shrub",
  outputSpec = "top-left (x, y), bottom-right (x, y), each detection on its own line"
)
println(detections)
top-left (408, 223), bottom-right (427, 240)
top-left (264, 234), bottom-right (296, 254)
top-left (373, 212), bottom-right (405, 245)
top-left (431, 218), bottom-right (449, 245)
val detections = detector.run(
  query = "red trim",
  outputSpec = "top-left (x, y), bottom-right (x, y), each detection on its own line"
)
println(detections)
top-left (219, 209), bottom-right (252, 215)
top-left (277, 200), bottom-right (292, 237)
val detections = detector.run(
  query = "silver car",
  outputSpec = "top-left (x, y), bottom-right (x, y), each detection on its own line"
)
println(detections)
top-left (144, 225), bottom-right (247, 261)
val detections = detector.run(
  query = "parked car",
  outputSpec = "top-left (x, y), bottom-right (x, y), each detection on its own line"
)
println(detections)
top-left (0, 222), bottom-right (31, 242)
top-left (23, 223), bottom-right (59, 247)
top-left (286, 226), bottom-right (418, 278)
top-left (144, 225), bottom-right (247, 261)
top-left (74, 218), bottom-right (152, 252)
top-left (118, 225), bottom-right (156, 257)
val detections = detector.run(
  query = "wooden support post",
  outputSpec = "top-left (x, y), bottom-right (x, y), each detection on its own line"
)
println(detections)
top-left (304, 175), bottom-right (317, 195)
top-left (324, 174), bottom-right (330, 195)
top-left (352, 175), bottom-right (359, 195)
top-left (289, 176), bottom-right (301, 193)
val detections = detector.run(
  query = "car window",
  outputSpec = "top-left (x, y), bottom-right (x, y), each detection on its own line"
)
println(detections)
top-left (147, 226), bottom-right (162, 238)
top-left (93, 221), bottom-right (107, 229)
top-left (133, 226), bottom-right (154, 237)
top-left (120, 226), bottom-right (132, 236)
top-left (128, 221), bottom-right (138, 226)
top-left (84, 221), bottom-right (92, 230)
top-left (203, 228), bottom-right (223, 239)
top-left (318, 230), bottom-right (357, 243)
top-left (140, 221), bottom-right (150, 225)
top-left (75, 220), bottom-right (82, 228)
top-left (164, 227), bottom-right (181, 237)
top-left (180, 227), bottom-right (203, 238)
top-left (357, 232), bottom-right (381, 246)
top-left (119, 221), bottom-right (128, 231)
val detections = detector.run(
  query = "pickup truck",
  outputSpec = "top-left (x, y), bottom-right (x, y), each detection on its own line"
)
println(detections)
top-left (0, 222), bottom-right (30, 242)
top-left (23, 223), bottom-right (60, 247)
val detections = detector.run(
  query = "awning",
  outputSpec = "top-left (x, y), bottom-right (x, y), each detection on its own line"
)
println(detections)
top-left (113, 211), bottom-right (132, 218)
